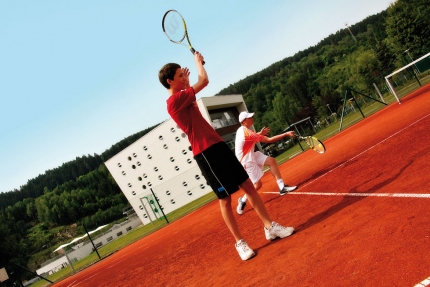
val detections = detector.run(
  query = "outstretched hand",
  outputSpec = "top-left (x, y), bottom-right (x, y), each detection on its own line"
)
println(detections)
top-left (259, 127), bottom-right (270, 136)
top-left (182, 67), bottom-right (190, 88)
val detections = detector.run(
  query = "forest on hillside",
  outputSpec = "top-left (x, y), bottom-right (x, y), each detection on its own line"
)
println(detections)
top-left (1, 0), bottom-right (429, 284)
top-left (217, 0), bottom-right (429, 135)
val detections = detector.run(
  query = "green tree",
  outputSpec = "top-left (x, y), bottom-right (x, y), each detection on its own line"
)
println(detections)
top-left (385, 0), bottom-right (430, 59)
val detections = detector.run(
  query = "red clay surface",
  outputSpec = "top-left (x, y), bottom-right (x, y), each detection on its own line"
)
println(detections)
top-left (53, 86), bottom-right (430, 287)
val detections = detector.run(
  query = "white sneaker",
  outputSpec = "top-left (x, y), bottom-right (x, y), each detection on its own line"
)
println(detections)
top-left (235, 239), bottom-right (255, 260)
top-left (236, 197), bottom-right (246, 215)
top-left (264, 222), bottom-right (294, 240)
top-left (280, 185), bottom-right (297, 196)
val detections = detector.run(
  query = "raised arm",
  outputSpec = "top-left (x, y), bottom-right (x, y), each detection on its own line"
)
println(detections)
top-left (191, 52), bottom-right (209, 94)
top-left (260, 131), bottom-right (295, 144)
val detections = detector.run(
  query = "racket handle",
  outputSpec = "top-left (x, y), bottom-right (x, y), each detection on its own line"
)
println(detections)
top-left (190, 48), bottom-right (205, 65)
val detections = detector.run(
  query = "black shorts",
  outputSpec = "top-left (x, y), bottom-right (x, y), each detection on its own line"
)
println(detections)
top-left (194, 141), bottom-right (249, 199)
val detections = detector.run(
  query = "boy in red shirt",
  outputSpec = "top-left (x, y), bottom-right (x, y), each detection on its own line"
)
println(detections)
top-left (158, 51), bottom-right (294, 260)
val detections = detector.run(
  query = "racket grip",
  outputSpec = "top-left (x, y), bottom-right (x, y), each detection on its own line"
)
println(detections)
top-left (190, 48), bottom-right (205, 65)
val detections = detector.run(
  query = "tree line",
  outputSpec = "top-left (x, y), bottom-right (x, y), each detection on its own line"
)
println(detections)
top-left (1, 0), bottom-right (429, 284)
top-left (0, 125), bottom-right (158, 284)
top-left (217, 0), bottom-right (429, 135)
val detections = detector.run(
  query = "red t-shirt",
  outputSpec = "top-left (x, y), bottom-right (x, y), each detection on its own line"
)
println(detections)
top-left (166, 87), bottom-right (223, 155)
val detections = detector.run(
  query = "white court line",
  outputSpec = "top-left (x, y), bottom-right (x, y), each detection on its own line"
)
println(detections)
top-left (414, 276), bottom-right (430, 287)
top-left (293, 113), bottom-right (430, 191)
top-left (263, 191), bottom-right (430, 198)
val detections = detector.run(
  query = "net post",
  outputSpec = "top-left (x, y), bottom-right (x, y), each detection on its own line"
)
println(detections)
top-left (384, 77), bottom-right (401, 104)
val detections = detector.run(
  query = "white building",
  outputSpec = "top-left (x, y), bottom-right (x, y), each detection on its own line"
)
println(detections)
top-left (105, 94), bottom-right (251, 225)
top-left (36, 217), bottom-right (141, 276)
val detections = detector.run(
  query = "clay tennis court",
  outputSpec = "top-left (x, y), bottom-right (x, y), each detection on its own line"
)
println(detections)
top-left (53, 85), bottom-right (430, 287)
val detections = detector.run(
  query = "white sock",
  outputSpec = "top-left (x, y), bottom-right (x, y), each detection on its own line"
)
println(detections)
top-left (241, 194), bottom-right (247, 202)
top-left (277, 179), bottom-right (285, 190)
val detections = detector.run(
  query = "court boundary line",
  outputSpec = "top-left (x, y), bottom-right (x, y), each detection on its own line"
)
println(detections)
top-left (281, 113), bottom-right (430, 191)
top-left (263, 191), bottom-right (430, 198)
top-left (414, 276), bottom-right (430, 287)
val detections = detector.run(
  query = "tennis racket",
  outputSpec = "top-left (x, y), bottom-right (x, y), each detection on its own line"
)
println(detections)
top-left (162, 9), bottom-right (205, 64)
top-left (294, 134), bottom-right (326, 154)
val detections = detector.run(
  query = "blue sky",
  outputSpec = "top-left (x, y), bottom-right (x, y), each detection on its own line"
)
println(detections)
top-left (0, 0), bottom-right (390, 192)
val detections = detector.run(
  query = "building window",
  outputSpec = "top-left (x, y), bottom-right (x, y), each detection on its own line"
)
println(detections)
top-left (225, 139), bottom-right (235, 150)
top-left (210, 111), bottom-right (238, 129)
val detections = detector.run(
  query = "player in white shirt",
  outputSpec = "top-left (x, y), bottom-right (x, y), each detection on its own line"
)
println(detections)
top-left (235, 111), bottom-right (297, 215)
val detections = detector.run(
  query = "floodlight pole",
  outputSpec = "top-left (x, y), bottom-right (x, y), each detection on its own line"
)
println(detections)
top-left (344, 22), bottom-right (357, 42)
top-left (326, 104), bottom-right (333, 114)
top-left (150, 188), bottom-right (169, 223)
top-left (83, 223), bottom-right (101, 260)
top-left (404, 49), bottom-right (421, 74)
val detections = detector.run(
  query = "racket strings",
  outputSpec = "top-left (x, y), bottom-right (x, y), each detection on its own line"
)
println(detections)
top-left (163, 11), bottom-right (186, 43)
top-left (303, 136), bottom-right (325, 153)
top-left (304, 137), bottom-right (314, 148)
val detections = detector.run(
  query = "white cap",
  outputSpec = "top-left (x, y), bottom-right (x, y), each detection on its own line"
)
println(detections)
top-left (238, 111), bottom-right (254, 123)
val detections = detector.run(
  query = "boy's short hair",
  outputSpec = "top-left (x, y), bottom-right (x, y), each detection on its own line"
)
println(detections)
top-left (158, 63), bottom-right (181, 89)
